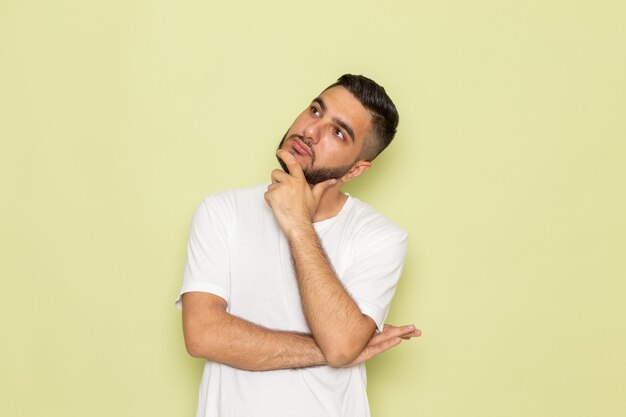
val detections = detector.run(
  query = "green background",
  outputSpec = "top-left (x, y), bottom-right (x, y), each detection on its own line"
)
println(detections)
top-left (1, 1), bottom-right (625, 416)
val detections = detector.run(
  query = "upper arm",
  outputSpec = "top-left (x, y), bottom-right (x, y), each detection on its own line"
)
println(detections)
top-left (343, 223), bottom-right (408, 332)
top-left (181, 291), bottom-right (228, 358)
top-left (176, 195), bottom-right (235, 309)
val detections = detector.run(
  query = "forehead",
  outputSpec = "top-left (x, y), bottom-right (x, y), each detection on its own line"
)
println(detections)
top-left (316, 86), bottom-right (372, 140)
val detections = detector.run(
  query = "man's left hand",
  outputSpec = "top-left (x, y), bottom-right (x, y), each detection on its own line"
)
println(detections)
top-left (264, 149), bottom-right (336, 234)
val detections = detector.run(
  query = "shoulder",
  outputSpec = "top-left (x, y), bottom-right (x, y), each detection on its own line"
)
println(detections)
top-left (192, 183), bottom-right (267, 225)
top-left (199, 183), bottom-right (266, 210)
top-left (345, 197), bottom-right (408, 246)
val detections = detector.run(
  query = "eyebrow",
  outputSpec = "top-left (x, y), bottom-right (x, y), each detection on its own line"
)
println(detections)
top-left (312, 97), bottom-right (356, 143)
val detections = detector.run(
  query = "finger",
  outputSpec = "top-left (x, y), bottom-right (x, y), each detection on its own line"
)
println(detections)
top-left (384, 324), bottom-right (419, 337)
top-left (370, 329), bottom-right (402, 345)
top-left (402, 329), bottom-right (421, 337)
top-left (276, 149), bottom-right (305, 180)
top-left (267, 183), bottom-right (279, 191)
top-left (401, 330), bottom-right (421, 339)
top-left (271, 169), bottom-right (289, 184)
top-left (398, 328), bottom-right (420, 339)
top-left (365, 336), bottom-right (402, 357)
top-left (263, 191), bottom-right (272, 207)
top-left (373, 325), bottom-right (419, 344)
top-left (312, 178), bottom-right (337, 200)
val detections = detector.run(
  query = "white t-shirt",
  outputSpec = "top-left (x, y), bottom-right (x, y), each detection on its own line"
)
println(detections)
top-left (176, 184), bottom-right (408, 417)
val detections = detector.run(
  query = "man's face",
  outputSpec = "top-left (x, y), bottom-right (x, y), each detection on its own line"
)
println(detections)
top-left (277, 86), bottom-right (372, 184)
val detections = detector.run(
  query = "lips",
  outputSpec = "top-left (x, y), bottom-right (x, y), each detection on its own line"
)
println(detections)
top-left (292, 138), bottom-right (312, 156)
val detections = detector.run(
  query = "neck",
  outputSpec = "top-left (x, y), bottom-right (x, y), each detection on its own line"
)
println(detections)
top-left (311, 183), bottom-right (348, 223)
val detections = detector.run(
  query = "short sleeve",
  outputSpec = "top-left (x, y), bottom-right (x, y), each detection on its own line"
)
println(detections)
top-left (341, 221), bottom-right (408, 332)
top-left (175, 193), bottom-right (236, 309)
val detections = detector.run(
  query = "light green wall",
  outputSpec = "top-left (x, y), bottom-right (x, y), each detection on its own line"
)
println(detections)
top-left (1, 1), bottom-right (625, 416)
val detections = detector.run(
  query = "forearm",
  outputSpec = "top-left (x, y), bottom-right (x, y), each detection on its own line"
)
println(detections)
top-left (182, 293), bottom-right (327, 371)
top-left (286, 223), bottom-right (375, 366)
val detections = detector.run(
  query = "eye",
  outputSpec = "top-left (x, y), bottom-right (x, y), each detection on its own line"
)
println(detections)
top-left (310, 106), bottom-right (320, 117)
top-left (334, 128), bottom-right (345, 141)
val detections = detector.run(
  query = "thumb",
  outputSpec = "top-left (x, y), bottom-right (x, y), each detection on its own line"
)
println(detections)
top-left (312, 178), bottom-right (337, 200)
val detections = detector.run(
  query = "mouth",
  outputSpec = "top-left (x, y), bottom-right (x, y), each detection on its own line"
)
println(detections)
top-left (292, 137), bottom-right (313, 157)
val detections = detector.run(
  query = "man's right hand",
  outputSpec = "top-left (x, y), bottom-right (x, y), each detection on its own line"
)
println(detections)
top-left (342, 324), bottom-right (421, 368)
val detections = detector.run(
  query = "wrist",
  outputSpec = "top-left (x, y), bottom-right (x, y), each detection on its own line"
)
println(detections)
top-left (284, 220), bottom-right (316, 242)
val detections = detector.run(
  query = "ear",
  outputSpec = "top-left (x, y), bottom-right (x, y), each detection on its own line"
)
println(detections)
top-left (340, 160), bottom-right (372, 183)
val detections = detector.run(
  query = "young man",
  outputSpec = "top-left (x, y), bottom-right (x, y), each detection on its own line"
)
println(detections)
top-left (177, 74), bottom-right (420, 417)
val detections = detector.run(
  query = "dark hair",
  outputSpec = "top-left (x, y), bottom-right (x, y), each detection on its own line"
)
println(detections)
top-left (326, 74), bottom-right (399, 161)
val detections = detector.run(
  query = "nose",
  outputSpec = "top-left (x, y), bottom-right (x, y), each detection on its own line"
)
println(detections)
top-left (303, 120), bottom-right (322, 144)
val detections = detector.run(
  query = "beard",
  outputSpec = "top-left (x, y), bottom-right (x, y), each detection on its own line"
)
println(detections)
top-left (277, 133), bottom-right (354, 185)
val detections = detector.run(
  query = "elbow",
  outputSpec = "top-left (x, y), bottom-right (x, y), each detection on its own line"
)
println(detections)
top-left (325, 353), bottom-right (352, 368)
top-left (183, 322), bottom-right (215, 359)
top-left (323, 343), bottom-right (360, 367)
top-left (184, 333), bottom-right (206, 358)
top-left (320, 319), bottom-right (375, 367)
top-left (183, 323), bottom-right (225, 361)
